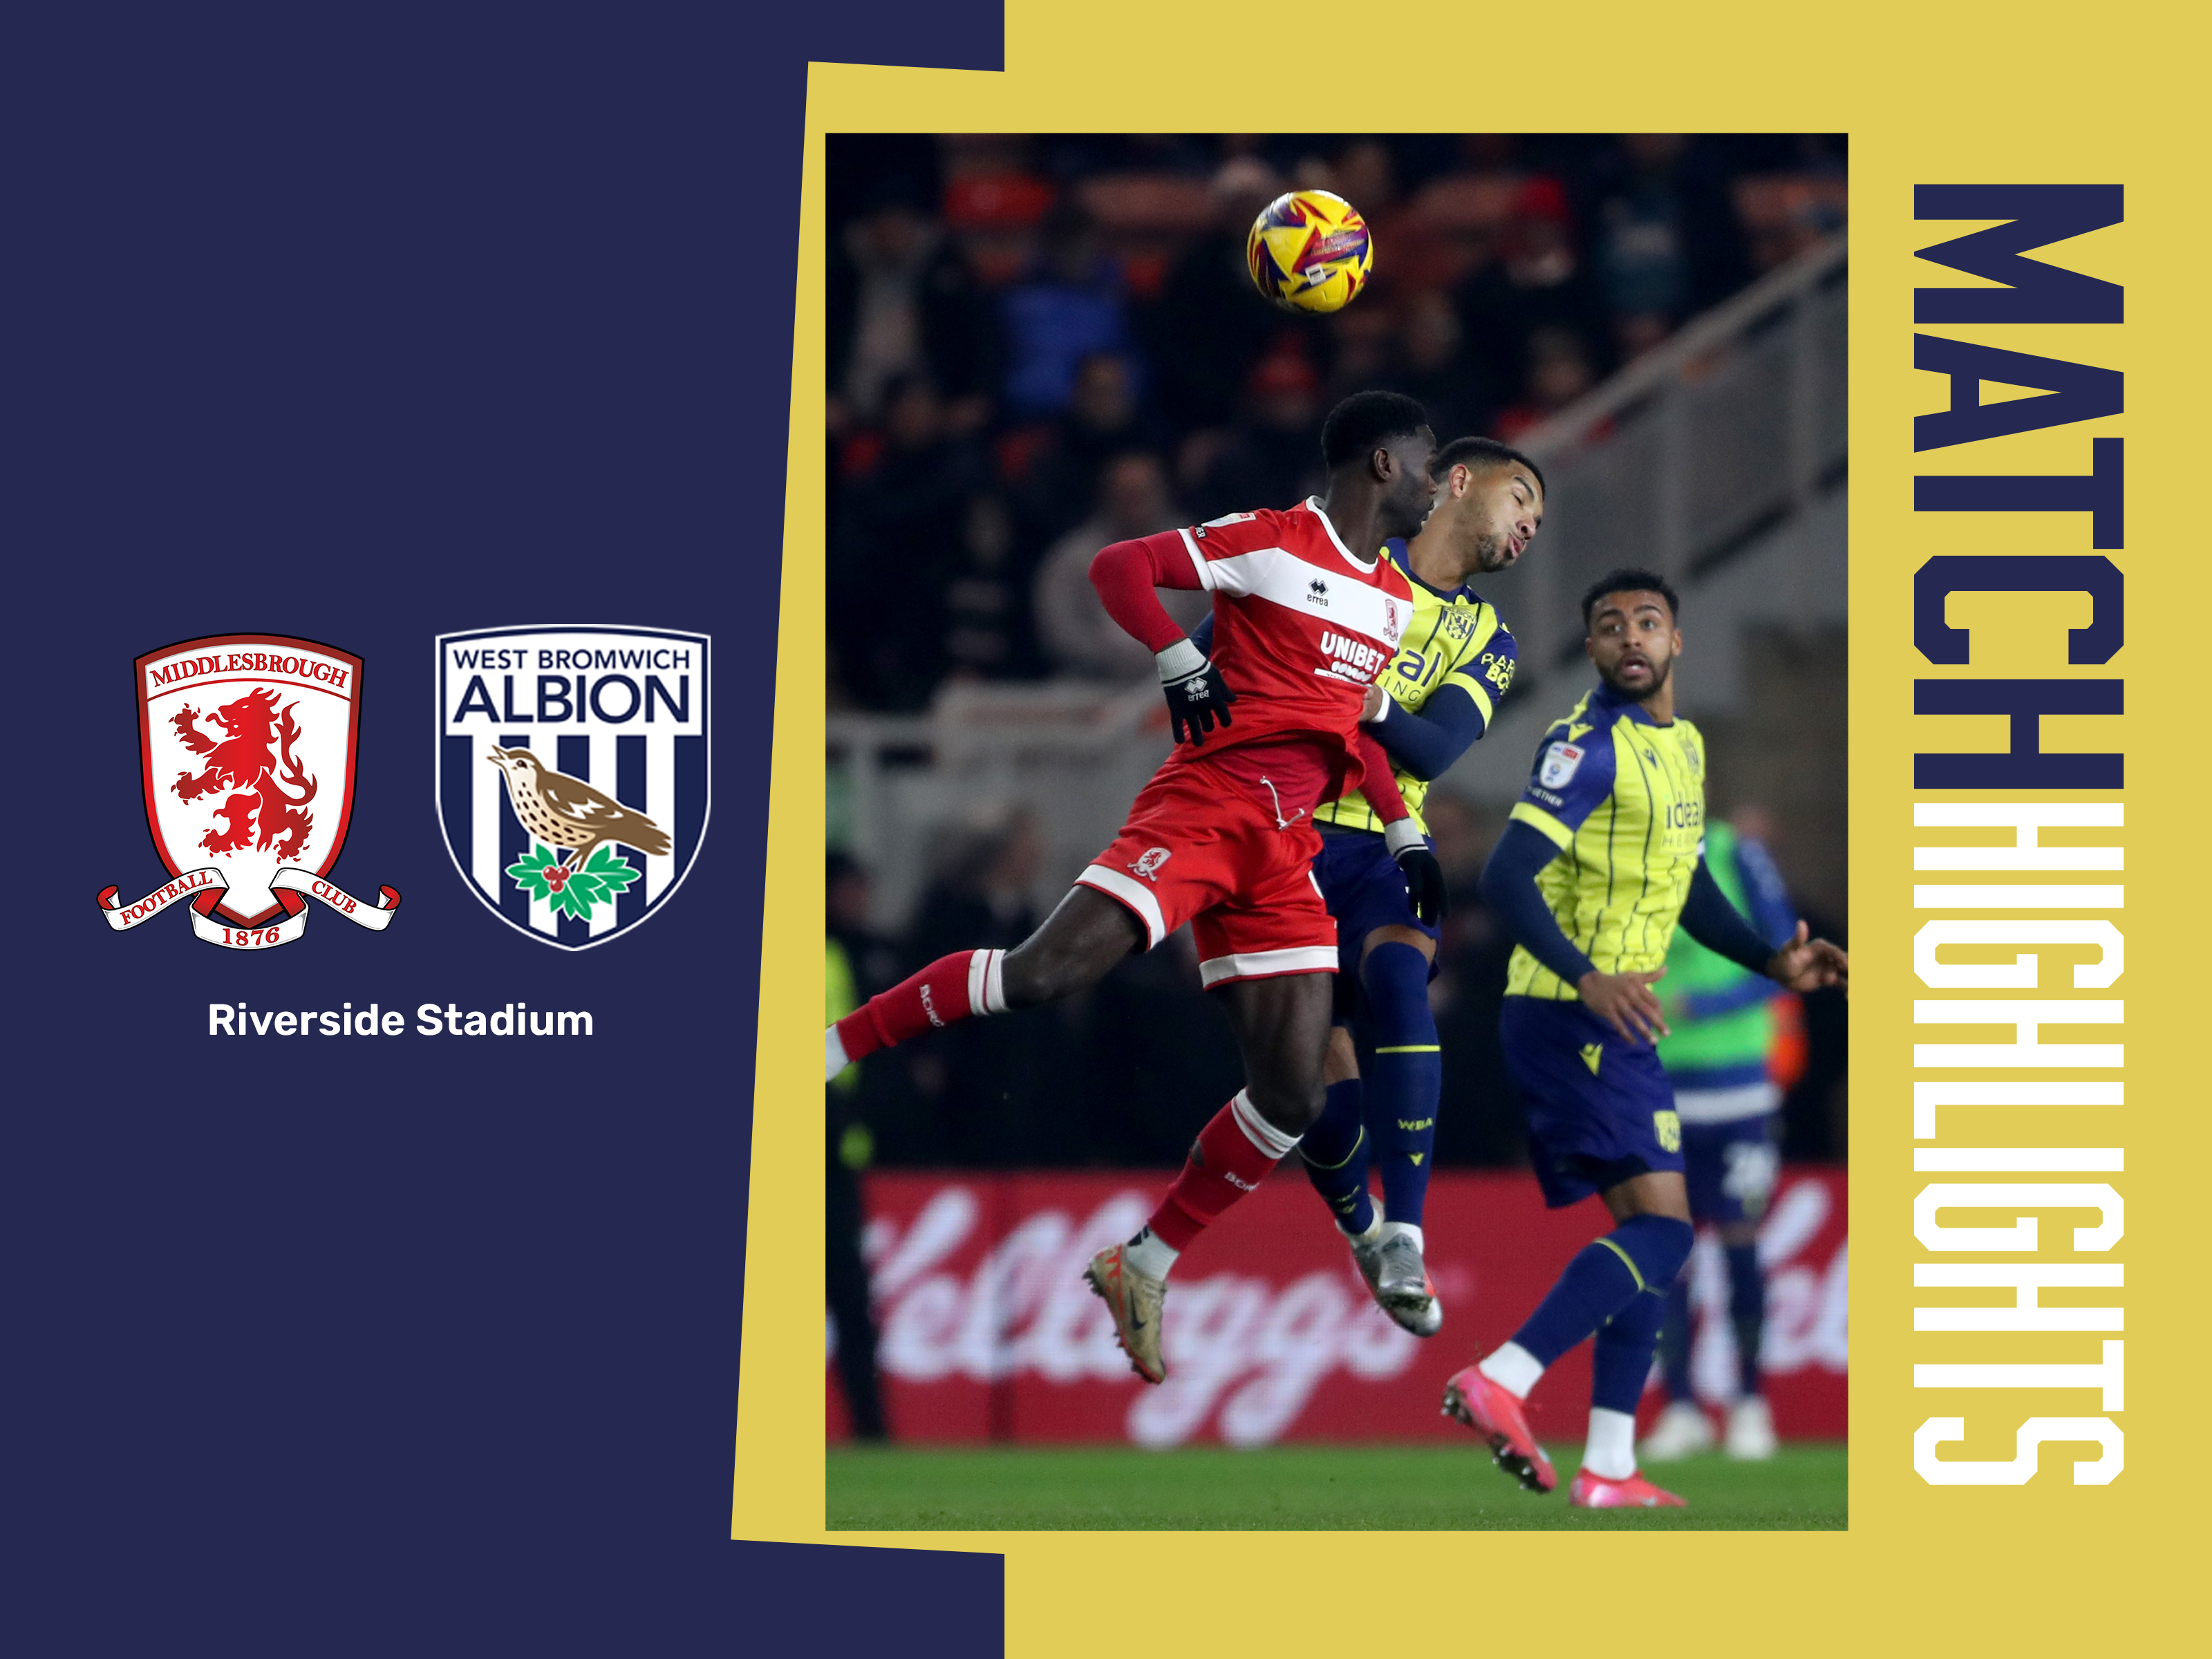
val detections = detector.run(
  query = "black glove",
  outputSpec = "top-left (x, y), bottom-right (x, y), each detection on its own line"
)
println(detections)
top-left (1156, 640), bottom-right (1237, 747)
top-left (1385, 821), bottom-right (1449, 927)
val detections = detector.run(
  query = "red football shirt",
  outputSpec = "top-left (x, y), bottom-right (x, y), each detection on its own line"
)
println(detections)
top-left (1169, 498), bottom-right (1415, 814)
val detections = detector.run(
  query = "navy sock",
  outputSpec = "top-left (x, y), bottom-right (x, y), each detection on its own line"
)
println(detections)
top-left (1510, 1214), bottom-right (1695, 1368)
top-left (1592, 1281), bottom-right (1668, 1414)
top-left (1727, 1241), bottom-right (1765, 1396)
top-left (1660, 1267), bottom-right (1694, 1403)
top-left (1362, 941), bottom-right (1440, 1229)
top-left (1299, 1077), bottom-right (1374, 1235)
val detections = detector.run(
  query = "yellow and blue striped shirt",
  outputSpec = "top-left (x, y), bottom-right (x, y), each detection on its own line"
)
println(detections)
top-left (1503, 683), bottom-right (1707, 1000)
top-left (1313, 541), bottom-right (1517, 836)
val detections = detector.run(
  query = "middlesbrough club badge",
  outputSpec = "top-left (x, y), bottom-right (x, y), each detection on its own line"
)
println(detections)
top-left (97, 635), bottom-right (400, 948)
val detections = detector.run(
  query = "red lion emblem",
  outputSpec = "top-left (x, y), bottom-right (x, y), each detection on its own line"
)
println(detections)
top-left (170, 686), bottom-right (319, 860)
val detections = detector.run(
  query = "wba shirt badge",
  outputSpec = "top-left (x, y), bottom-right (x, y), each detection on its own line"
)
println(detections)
top-left (436, 625), bottom-right (708, 949)
top-left (99, 635), bottom-right (402, 948)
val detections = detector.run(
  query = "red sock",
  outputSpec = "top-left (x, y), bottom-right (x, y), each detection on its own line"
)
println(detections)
top-left (1147, 1090), bottom-right (1300, 1250)
top-left (834, 948), bottom-right (1007, 1062)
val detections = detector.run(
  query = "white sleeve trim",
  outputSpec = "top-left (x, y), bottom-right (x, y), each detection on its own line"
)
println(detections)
top-left (1177, 526), bottom-right (1215, 590)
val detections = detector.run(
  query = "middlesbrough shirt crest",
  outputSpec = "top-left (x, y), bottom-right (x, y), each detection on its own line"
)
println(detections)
top-left (436, 625), bottom-right (709, 949)
top-left (98, 635), bottom-right (401, 948)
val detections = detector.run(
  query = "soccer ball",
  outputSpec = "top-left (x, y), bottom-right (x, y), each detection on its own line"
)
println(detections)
top-left (1246, 189), bottom-right (1374, 315)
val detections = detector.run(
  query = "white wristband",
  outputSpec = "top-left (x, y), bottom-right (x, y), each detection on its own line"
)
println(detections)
top-left (1369, 692), bottom-right (1391, 723)
top-left (1384, 818), bottom-right (1425, 856)
top-left (1155, 638), bottom-right (1207, 683)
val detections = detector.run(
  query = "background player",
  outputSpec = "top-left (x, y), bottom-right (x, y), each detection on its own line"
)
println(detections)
top-left (828, 391), bottom-right (1447, 1385)
top-left (1195, 436), bottom-right (1541, 1335)
top-left (1441, 569), bottom-right (1845, 1506)
top-left (1640, 808), bottom-right (1798, 1462)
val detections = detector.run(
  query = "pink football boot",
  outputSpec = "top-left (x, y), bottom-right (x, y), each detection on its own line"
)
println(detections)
top-left (1442, 1365), bottom-right (1558, 1494)
top-left (1568, 1468), bottom-right (1687, 1508)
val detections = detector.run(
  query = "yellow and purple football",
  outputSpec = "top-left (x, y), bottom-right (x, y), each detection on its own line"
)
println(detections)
top-left (1246, 189), bottom-right (1374, 315)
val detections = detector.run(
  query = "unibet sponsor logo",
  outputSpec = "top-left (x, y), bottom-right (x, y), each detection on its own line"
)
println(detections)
top-left (1318, 630), bottom-right (1388, 680)
top-left (1580, 1042), bottom-right (1604, 1074)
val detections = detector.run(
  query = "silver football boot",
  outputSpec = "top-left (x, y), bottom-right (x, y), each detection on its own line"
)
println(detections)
top-left (1349, 1215), bottom-right (1443, 1336)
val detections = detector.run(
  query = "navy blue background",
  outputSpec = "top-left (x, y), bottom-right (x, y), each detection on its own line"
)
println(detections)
top-left (15, 8), bottom-right (1004, 1653)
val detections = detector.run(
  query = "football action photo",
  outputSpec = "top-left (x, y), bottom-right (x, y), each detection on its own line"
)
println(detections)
top-left (821, 132), bottom-right (1848, 1528)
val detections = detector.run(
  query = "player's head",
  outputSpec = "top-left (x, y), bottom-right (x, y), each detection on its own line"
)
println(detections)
top-left (1581, 568), bottom-right (1682, 701)
top-left (1420, 436), bottom-right (1546, 577)
top-left (1321, 390), bottom-right (1435, 541)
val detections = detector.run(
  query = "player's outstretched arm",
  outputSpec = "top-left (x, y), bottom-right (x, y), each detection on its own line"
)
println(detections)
top-left (1680, 856), bottom-right (1846, 994)
top-left (1765, 919), bottom-right (1848, 994)
top-left (1358, 681), bottom-right (1485, 782)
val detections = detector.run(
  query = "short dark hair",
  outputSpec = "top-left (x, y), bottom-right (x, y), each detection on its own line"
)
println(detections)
top-left (1432, 435), bottom-right (1546, 498)
top-left (1320, 390), bottom-right (1431, 471)
top-left (1581, 567), bottom-right (1680, 627)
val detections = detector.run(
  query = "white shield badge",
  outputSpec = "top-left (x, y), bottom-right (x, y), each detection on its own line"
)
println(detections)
top-left (436, 625), bottom-right (709, 949)
top-left (97, 634), bottom-right (402, 948)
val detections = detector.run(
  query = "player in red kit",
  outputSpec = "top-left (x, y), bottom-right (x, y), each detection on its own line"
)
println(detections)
top-left (826, 391), bottom-right (1447, 1383)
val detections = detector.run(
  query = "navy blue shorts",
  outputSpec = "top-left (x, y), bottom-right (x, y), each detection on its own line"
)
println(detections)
top-left (1499, 996), bottom-right (1684, 1209)
top-left (1682, 1112), bottom-right (1782, 1226)
top-left (1312, 826), bottom-right (1436, 1020)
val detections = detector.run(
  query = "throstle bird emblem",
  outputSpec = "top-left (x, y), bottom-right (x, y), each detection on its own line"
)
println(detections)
top-left (438, 625), bottom-right (709, 948)
top-left (486, 747), bottom-right (673, 867)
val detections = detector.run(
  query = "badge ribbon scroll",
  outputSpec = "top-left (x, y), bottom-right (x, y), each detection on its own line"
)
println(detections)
top-left (96, 868), bottom-right (401, 948)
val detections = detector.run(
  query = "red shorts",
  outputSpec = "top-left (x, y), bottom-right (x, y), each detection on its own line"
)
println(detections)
top-left (1075, 756), bottom-right (1335, 988)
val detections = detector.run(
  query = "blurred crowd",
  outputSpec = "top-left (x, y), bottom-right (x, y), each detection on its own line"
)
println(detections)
top-left (825, 131), bottom-right (1846, 713)
top-left (828, 794), bottom-right (1848, 1172)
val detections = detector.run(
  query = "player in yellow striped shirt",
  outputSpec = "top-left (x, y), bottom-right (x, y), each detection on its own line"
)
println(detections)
top-left (1443, 568), bottom-right (1845, 1507)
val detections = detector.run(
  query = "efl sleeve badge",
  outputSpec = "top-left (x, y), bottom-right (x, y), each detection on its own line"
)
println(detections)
top-left (1538, 740), bottom-right (1585, 789)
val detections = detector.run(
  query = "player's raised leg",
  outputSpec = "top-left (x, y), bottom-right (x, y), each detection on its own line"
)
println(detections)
top-left (1445, 1165), bottom-right (1692, 1501)
top-left (1356, 928), bottom-right (1443, 1331)
top-left (1299, 824), bottom-right (1449, 1335)
top-left (1089, 968), bottom-right (1334, 1381)
top-left (1297, 1020), bottom-right (1378, 1238)
top-left (826, 883), bottom-right (1143, 1081)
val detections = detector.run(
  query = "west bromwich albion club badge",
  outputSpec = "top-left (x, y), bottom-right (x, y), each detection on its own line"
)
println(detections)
top-left (98, 635), bottom-right (402, 948)
top-left (436, 625), bottom-right (709, 949)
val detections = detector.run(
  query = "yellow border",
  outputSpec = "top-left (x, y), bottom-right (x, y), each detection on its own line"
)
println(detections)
top-left (744, 4), bottom-right (2202, 1650)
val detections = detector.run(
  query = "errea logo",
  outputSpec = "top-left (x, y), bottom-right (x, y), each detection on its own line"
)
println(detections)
top-left (1306, 578), bottom-right (1329, 606)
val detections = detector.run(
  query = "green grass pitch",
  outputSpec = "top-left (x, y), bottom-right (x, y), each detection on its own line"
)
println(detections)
top-left (827, 1442), bottom-right (1847, 1531)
